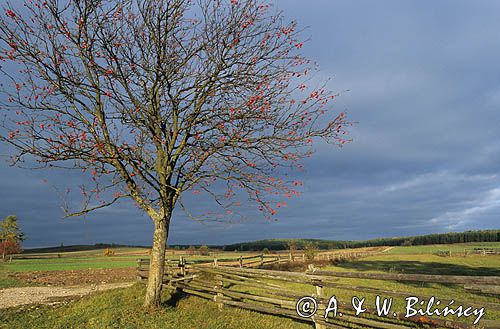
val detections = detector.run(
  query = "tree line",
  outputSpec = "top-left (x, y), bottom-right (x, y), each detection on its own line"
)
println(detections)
top-left (221, 230), bottom-right (500, 251)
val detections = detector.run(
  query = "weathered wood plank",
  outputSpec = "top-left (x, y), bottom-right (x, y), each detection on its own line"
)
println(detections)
top-left (308, 269), bottom-right (500, 285)
top-left (464, 284), bottom-right (500, 295)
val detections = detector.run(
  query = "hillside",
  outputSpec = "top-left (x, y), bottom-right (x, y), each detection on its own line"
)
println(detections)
top-left (21, 229), bottom-right (500, 254)
top-left (221, 229), bottom-right (500, 251)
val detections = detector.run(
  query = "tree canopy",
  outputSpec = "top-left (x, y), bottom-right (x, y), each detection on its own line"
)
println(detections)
top-left (0, 0), bottom-right (351, 306)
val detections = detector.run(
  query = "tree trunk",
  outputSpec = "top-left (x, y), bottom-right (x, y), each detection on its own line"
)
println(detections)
top-left (144, 212), bottom-right (171, 308)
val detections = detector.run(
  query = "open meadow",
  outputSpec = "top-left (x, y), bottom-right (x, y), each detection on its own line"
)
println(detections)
top-left (0, 242), bottom-right (499, 328)
top-left (1, 0), bottom-right (499, 327)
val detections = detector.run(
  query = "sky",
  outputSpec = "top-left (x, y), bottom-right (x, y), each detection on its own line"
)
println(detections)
top-left (1, 0), bottom-right (500, 248)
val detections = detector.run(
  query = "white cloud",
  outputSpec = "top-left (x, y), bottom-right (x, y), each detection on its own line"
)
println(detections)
top-left (428, 188), bottom-right (500, 230)
top-left (383, 171), bottom-right (497, 193)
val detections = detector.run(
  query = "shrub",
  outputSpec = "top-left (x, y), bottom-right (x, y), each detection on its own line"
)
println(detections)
top-left (287, 240), bottom-right (297, 252)
top-left (0, 240), bottom-right (21, 261)
top-left (187, 245), bottom-right (196, 255)
top-left (199, 245), bottom-right (210, 256)
top-left (304, 242), bottom-right (318, 261)
top-left (401, 239), bottom-right (414, 246)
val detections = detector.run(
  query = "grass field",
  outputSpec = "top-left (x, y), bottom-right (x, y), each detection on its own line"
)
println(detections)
top-left (0, 284), bottom-right (309, 329)
top-left (4, 257), bottom-right (140, 272)
top-left (2, 248), bottom-right (263, 272)
top-left (0, 265), bottom-right (23, 289)
top-left (319, 253), bottom-right (500, 323)
top-left (5, 242), bottom-right (498, 273)
top-left (385, 242), bottom-right (500, 254)
top-left (204, 250), bottom-right (499, 325)
top-left (335, 252), bottom-right (500, 275)
top-left (1, 243), bottom-right (499, 328)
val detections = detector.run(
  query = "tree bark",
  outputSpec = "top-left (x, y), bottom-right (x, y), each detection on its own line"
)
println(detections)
top-left (144, 211), bottom-right (171, 307)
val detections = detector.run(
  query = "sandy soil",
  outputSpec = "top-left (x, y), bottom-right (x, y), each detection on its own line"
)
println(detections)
top-left (0, 282), bottom-right (133, 309)
top-left (1, 267), bottom-right (137, 310)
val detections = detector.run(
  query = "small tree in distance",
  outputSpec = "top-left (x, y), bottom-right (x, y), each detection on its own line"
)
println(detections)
top-left (187, 245), bottom-right (196, 256)
top-left (0, 215), bottom-right (24, 261)
top-left (0, 0), bottom-right (351, 307)
top-left (304, 241), bottom-right (318, 261)
top-left (198, 245), bottom-right (210, 256)
top-left (287, 240), bottom-right (297, 253)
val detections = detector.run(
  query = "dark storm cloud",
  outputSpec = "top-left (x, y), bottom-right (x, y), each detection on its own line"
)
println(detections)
top-left (2, 0), bottom-right (500, 247)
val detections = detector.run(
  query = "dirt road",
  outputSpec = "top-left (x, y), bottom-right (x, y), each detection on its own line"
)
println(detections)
top-left (0, 282), bottom-right (133, 309)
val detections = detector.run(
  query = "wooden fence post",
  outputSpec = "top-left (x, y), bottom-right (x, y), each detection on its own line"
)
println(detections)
top-left (239, 255), bottom-right (243, 268)
top-left (314, 283), bottom-right (326, 329)
top-left (179, 256), bottom-right (186, 276)
top-left (213, 258), bottom-right (218, 267)
top-left (309, 264), bottom-right (326, 329)
top-left (214, 274), bottom-right (224, 311)
top-left (136, 259), bottom-right (143, 282)
top-left (260, 254), bottom-right (264, 266)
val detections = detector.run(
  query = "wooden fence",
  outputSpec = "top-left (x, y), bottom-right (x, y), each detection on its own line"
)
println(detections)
top-left (136, 248), bottom-right (383, 273)
top-left (137, 258), bottom-right (500, 329)
top-left (465, 248), bottom-right (500, 256)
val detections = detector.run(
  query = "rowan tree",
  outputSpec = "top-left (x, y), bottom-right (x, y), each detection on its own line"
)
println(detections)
top-left (0, 0), bottom-right (351, 307)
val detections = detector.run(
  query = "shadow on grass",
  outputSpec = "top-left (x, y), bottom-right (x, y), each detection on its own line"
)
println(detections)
top-left (336, 260), bottom-right (500, 276)
top-left (163, 289), bottom-right (187, 308)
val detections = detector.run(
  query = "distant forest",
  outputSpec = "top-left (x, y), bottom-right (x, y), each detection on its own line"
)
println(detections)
top-left (221, 230), bottom-right (500, 251)
top-left (23, 229), bottom-right (500, 253)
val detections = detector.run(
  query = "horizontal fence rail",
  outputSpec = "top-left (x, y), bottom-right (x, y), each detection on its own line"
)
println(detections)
top-left (136, 247), bottom-right (385, 270)
top-left (137, 256), bottom-right (500, 329)
top-left (465, 248), bottom-right (500, 255)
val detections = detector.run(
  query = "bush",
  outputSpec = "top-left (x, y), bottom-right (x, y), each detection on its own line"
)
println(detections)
top-left (262, 248), bottom-right (270, 255)
top-left (0, 240), bottom-right (21, 261)
top-left (187, 245), bottom-right (196, 255)
top-left (287, 240), bottom-right (297, 252)
top-left (103, 248), bottom-right (115, 257)
top-left (199, 245), bottom-right (210, 256)
top-left (401, 239), bottom-right (414, 246)
top-left (304, 242), bottom-right (317, 261)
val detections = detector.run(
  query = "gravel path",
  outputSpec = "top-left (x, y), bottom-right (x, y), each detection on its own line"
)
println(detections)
top-left (0, 282), bottom-right (134, 309)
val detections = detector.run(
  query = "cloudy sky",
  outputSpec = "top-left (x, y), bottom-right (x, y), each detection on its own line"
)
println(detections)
top-left (1, 0), bottom-right (500, 248)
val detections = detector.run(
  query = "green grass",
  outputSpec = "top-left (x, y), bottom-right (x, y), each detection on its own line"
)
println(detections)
top-left (22, 247), bottom-right (149, 258)
top-left (222, 253), bottom-right (500, 325)
top-left (0, 264), bottom-right (24, 289)
top-left (332, 253), bottom-right (500, 275)
top-left (0, 284), bottom-right (309, 329)
top-left (4, 257), bottom-right (139, 272)
top-left (3, 251), bottom-right (263, 272)
top-left (318, 253), bottom-right (500, 323)
top-left (386, 242), bottom-right (500, 255)
top-left (2, 245), bottom-right (499, 327)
